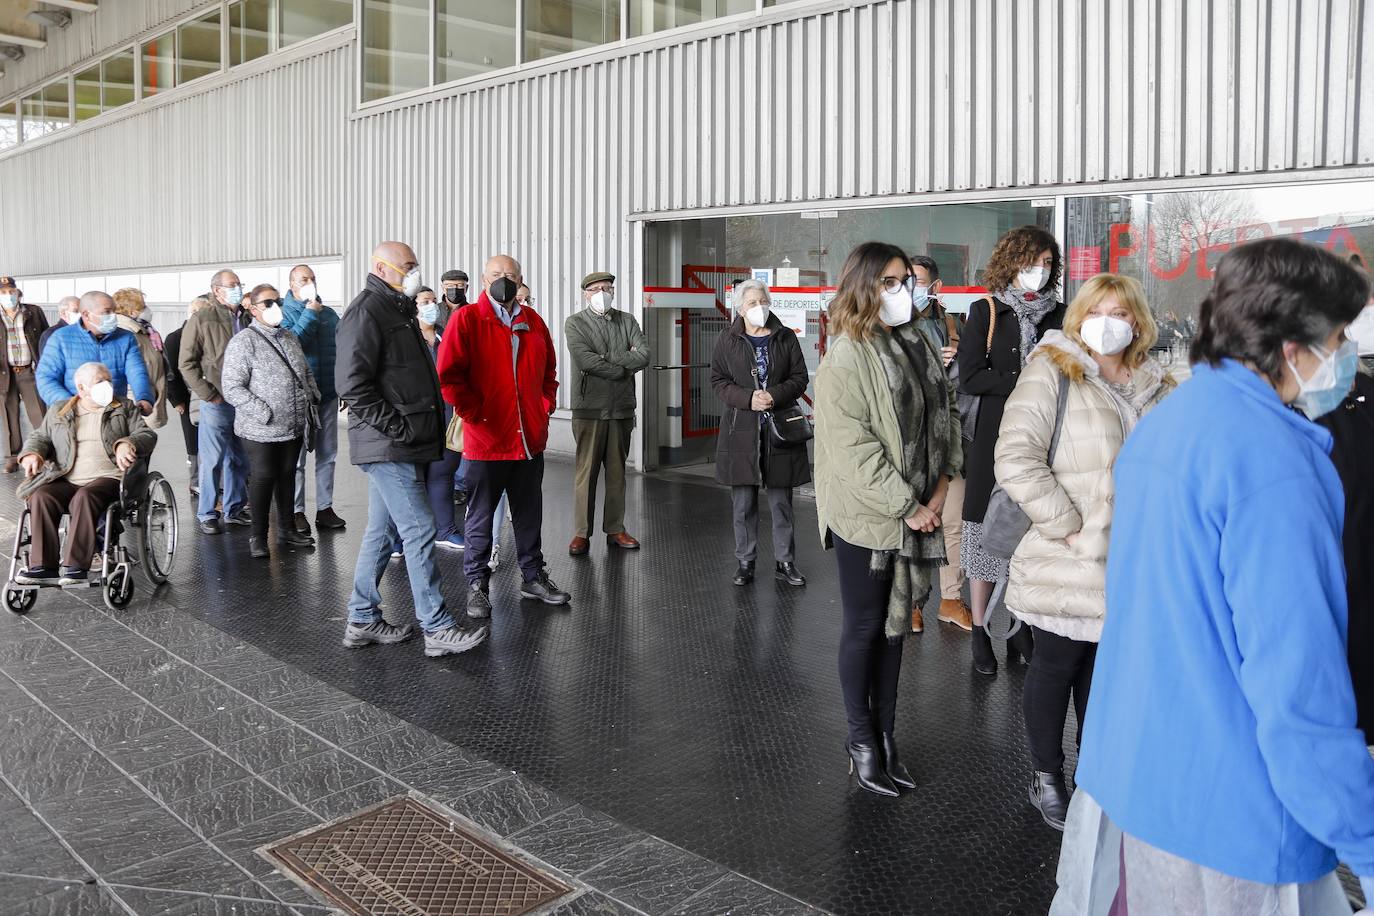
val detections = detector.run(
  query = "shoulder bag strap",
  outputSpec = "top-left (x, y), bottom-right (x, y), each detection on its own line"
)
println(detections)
top-left (1047, 371), bottom-right (1071, 462)
top-left (983, 297), bottom-right (997, 355)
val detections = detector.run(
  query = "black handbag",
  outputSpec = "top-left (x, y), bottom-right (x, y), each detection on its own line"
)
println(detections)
top-left (751, 363), bottom-right (813, 449)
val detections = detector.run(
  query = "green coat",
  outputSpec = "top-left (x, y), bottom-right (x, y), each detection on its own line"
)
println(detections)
top-left (564, 308), bottom-right (650, 421)
top-left (17, 397), bottom-right (157, 499)
top-left (813, 332), bottom-right (963, 552)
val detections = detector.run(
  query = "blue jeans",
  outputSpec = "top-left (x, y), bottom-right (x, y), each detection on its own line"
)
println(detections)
top-left (294, 396), bottom-right (339, 514)
top-left (348, 461), bottom-right (455, 633)
top-left (197, 401), bottom-right (248, 522)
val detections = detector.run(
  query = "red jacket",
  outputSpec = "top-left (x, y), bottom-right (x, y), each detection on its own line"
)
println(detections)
top-left (437, 292), bottom-right (559, 461)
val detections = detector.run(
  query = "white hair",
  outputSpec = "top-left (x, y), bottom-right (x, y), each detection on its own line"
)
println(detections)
top-left (733, 279), bottom-right (771, 309)
top-left (74, 362), bottom-right (111, 389)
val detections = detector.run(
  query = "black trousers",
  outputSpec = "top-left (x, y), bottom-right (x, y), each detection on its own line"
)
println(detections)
top-left (463, 453), bottom-right (545, 585)
top-left (177, 408), bottom-right (197, 457)
top-left (242, 438), bottom-right (302, 539)
top-left (1022, 626), bottom-right (1098, 773)
top-left (833, 532), bottom-right (904, 746)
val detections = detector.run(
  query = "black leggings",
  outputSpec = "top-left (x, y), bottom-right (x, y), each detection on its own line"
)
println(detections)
top-left (833, 532), bottom-right (904, 746)
top-left (1022, 626), bottom-right (1098, 773)
top-left (242, 438), bottom-right (302, 539)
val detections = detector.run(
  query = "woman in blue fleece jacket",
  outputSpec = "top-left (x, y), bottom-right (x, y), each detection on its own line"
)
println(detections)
top-left (1052, 238), bottom-right (1374, 916)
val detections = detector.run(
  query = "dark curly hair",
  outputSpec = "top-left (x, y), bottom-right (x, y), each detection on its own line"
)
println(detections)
top-left (1190, 238), bottom-right (1370, 381)
top-left (981, 226), bottom-right (1062, 296)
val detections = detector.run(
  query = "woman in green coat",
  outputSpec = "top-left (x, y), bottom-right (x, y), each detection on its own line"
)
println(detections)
top-left (814, 242), bottom-right (963, 797)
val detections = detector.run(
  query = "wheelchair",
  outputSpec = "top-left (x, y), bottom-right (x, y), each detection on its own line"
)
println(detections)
top-left (3, 460), bottom-right (179, 614)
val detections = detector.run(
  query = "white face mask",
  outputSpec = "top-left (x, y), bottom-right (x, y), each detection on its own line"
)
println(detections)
top-left (1079, 315), bottom-right (1134, 356)
top-left (589, 291), bottom-right (613, 315)
top-left (879, 286), bottom-right (914, 326)
top-left (0, 293), bottom-right (15, 310)
top-left (1017, 266), bottom-right (1048, 292)
top-left (744, 304), bottom-right (770, 329)
top-left (259, 304), bottom-right (284, 327)
top-left (297, 282), bottom-right (317, 303)
top-left (89, 380), bottom-right (114, 407)
top-left (1348, 304), bottom-right (1374, 356)
top-left (402, 267), bottom-right (423, 299)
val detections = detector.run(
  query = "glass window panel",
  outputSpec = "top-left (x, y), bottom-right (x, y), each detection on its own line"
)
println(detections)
top-left (436, 1), bottom-right (515, 86)
top-left (363, 0), bottom-right (430, 101)
top-left (43, 80), bottom-right (70, 132)
top-left (0, 101), bottom-right (16, 149)
top-left (142, 32), bottom-right (176, 97)
top-left (524, 0), bottom-right (620, 62)
top-left (230, 0), bottom-right (273, 66)
top-left (1065, 182), bottom-right (1374, 382)
top-left (280, 0), bottom-right (352, 47)
top-left (629, 0), bottom-right (754, 37)
top-left (74, 64), bottom-right (101, 122)
top-left (178, 9), bottom-right (222, 85)
top-left (103, 48), bottom-right (136, 110)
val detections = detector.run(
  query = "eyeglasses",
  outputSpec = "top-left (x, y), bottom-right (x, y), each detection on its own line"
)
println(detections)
top-left (880, 276), bottom-right (914, 294)
top-left (586, 285), bottom-right (614, 294)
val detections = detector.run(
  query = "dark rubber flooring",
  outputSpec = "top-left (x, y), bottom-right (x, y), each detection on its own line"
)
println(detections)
top-left (7, 436), bottom-right (1066, 915)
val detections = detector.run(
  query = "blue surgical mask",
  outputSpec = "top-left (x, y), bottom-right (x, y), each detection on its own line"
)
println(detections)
top-left (1289, 337), bottom-right (1359, 420)
top-left (97, 312), bottom-right (118, 335)
top-left (912, 284), bottom-right (930, 309)
top-left (417, 303), bottom-right (439, 327)
top-left (223, 285), bottom-right (244, 307)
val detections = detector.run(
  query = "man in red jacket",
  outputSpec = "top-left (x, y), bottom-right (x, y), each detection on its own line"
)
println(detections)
top-left (437, 254), bottom-right (571, 618)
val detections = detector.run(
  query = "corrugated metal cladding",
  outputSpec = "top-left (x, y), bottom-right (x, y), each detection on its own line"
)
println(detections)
top-left (0, 0), bottom-right (211, 93)
top-left (0, 42), bottom-right (351, 276)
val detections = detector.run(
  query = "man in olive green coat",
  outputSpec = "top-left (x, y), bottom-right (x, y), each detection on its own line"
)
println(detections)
top-left (564, 271), bottom-right (650, 556)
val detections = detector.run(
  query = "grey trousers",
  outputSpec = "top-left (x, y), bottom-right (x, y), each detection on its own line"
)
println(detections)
top-left (730, 485), bottom-right (795, 564)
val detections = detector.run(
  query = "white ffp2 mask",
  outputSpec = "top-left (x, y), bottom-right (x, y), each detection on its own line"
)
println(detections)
top-left (1079, 316), bottom-right (1134, 356)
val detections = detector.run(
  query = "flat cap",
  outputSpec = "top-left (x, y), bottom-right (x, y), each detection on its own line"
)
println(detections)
top-left (580, 271), bottom-right (615, 289)
top-left (441, 269), bottom-right (468, 282)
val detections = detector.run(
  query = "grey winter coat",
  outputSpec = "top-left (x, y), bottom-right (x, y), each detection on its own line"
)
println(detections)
top-left (220, 322), bottom-right (320, 443)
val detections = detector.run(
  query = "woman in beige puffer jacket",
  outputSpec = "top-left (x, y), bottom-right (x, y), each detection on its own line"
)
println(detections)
top-left (993, 273), bottom-right (1173, 832)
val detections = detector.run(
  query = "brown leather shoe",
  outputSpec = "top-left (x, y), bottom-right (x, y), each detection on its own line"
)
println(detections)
top-left (607, 532), bottom-right (640, 550)
top-left (938, 598), bottom-right (974, 632)
top-left (910, 605), bottom-right (924, 633)
top-left (569, 536), bottom-right (590, 556)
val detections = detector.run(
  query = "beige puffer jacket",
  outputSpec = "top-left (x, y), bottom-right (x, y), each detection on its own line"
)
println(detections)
top-left (994, 331), bottom-right (1173, 641)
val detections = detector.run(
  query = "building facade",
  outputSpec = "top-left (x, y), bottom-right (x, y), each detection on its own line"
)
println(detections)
top-left (2, 0), bottom-right (1372, 468)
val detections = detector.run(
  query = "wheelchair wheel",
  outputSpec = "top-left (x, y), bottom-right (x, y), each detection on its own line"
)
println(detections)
top-left (4, 588), bottom-right (36, 615)
top-left (103, 568), bottom-right (133, 611)
top-left (134, 473), bottom-right (177, 587)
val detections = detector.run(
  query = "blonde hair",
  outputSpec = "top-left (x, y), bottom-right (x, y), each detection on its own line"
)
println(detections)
top-left (187, 296), bottom-right (212, 317)
top-left (1063, 273), bottom-right (1159, 367)
top-left (111, 287), bottom-right (146, 319)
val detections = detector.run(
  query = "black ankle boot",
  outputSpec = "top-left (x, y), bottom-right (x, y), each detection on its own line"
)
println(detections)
top-left (846, 742), bottom-right (899, 797)
top-left (1008, 624), bottom-right (1035, 664)
top-left (972, 626), bottom-right (998, 676)
top-left (1030, 770), bottom-right (1071, 831)
top-left (733, 561), bottom-right (755, 586)
top-left (879, 733), bottom-right (916, 790)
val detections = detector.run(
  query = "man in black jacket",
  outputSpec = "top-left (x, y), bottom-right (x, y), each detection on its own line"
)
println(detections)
top-left (336, 241), bottom-right (486, 659)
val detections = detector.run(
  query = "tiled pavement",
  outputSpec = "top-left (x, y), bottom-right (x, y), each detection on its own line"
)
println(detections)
top-left (0, 592), bottom-right (821, 915)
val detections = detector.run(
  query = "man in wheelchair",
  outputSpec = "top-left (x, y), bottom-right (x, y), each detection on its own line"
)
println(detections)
top-left (13, 361), bottom-right (156, 586)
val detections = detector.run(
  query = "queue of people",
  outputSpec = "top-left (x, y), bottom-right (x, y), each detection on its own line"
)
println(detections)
top-left (6, 227), bottom-right (1374, 916)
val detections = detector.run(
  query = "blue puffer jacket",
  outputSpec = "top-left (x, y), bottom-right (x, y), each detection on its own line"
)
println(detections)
top-left (281, 292), bottom-right (339, 401)
top-left (36, 323), bottom-right (153, 405)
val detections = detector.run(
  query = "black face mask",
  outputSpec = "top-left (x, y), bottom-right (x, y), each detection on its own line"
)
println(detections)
top-left (489, 278), bottom-right (518, 305)
top-left (445, 287), bottom-right (466, 306)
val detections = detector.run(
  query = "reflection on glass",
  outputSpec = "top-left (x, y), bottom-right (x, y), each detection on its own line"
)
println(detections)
top-left (0, 101), bottom-right (18, 149)
top-left (74, 64), bottom-right (102, 122)
top-left (436, 0), bottom-right (516, 85)
top-left (178, 10), bottom-right (223, 85)
top-left (629, 0), bottom-right (755, 37)
top-left (230, 0), bottom-right (273, 66)
top-left (1065, 182), bottom-right (1374, 381)
top-left (103, 48), bottom-right (137, 110)
top-left (142, 32), bottom-right (176, 97)
top-left (281, 0), bottom-right (352, 47)
top-left (363, 0), bottom-right (429, 101)
top-left (524, 0), bottom-right (620, 62)
top-left (44, 80), bottom-right (70, 129)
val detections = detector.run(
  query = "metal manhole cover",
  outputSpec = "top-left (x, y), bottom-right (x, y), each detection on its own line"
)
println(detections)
top-left (263, 796), bottom-right (574, 915)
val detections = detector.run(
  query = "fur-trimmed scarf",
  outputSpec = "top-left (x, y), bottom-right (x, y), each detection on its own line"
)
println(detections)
top-left (869, 323), bottom-right (956, 638)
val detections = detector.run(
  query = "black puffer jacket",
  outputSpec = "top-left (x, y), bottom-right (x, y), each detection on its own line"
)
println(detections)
top-left (709, 314), bottom-right (812, 489)
top-left (336, 274), bottom-right (445, 466)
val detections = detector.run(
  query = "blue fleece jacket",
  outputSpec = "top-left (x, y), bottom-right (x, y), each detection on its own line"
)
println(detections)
top-left (36, 323), bottom-right (153, 405)
top-left (1077, 359), bottom-right (1374, 885)
top-left (280, 292), bottom-right (338, 401)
